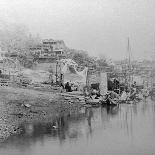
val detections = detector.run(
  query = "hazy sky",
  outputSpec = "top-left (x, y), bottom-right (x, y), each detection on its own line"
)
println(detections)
top-left (0, 0), bottom-right (155, 60)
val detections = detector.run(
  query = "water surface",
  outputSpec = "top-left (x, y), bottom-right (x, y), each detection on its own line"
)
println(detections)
top-left (0, 98), bottom-right (155, 155)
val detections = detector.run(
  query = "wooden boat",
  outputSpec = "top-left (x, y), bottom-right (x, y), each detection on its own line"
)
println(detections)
top-left (101, 97), bottom-right (118, 106)
top-left (85, 98), bottom-right (101, 105)
top-left (85, 96), bottom-right (102, 106)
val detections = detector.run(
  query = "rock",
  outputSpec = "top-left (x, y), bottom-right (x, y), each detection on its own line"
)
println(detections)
top-left (23, 103), bottom-right (31, 108)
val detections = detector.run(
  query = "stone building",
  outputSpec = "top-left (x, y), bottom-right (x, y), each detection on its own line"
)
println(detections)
top-left (29, 39), bottom-right (66, 59)
top-left (42, 39), bottom-right (66, 57)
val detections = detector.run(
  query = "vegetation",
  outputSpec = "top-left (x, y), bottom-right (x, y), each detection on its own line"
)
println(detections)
top-left (0, 22), bottom-right (41, 53)
top-left (66, 49), bottom-right (110, 70)
top-left (17, 54), bottom-right (34, 68)
top-left (0, 22), bottom-right (111, 70)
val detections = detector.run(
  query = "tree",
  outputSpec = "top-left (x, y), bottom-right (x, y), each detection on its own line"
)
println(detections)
top-left (97, 58), bottom-right (108, 67)
top-left (72, 52), bottom-right (86, 65)
top-left (0, 22), bottom-right (41, 53)
top-left (17, 53), bottom-right (34, 68)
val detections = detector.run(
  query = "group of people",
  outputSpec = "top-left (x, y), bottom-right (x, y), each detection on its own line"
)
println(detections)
top-left (108, 78), bottom-right (120, 94)
top-left (103, 81), bottom-right (140, 104)
top-left (119, 81), bottom-right (150, 102)
top-left (120, 88), bottom-right (137, 102)
top-left (64, 82), bottom-right (72, 92)
top-left (85, 80), bottom-right (146, 105)
top-left (60, 81), bottom-right (79, 92)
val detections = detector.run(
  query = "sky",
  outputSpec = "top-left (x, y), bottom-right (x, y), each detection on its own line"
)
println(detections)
top-left (0, 0), bottom-right (155, 60)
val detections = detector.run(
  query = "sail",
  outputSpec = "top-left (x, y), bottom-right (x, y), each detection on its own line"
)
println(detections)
top-left (62, 63), bottom-right (88, 84)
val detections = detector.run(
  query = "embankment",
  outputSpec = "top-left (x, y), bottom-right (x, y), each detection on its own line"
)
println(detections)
top-left (0, 86), bottom-right (82, 141)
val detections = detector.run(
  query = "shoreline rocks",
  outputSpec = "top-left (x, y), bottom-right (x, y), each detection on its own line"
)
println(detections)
top-left (0, 86), bottom-right (83, 142)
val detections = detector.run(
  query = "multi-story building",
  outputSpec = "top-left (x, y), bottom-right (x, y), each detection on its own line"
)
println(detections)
top-left (29, 45), bottom-right (42, 56)
top-left (42, 39), bottom-right (65, 57)
top-left (30, 39), bottom-right (66, 59)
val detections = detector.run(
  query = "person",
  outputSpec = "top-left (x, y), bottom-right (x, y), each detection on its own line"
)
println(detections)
top-left (120, 90), bottom-right (127, 101)
top-left (110, 91), bottom-right (119, 99)
top-left (65, 82), bottom-right (69, 92)
top-left (108, 79), bottom-right (113, 91)
top-left (95, 90), bottom-right (101, 99)
top-left (84, 87), bottom-right (89, 96)
top-left (91, 89), bottom-right (97, 95)
top-left (132, 81), bottom-right (137, 88)
top-left (129, 87), bottom-right (137, 101)
top-left (65, 82), bottom-right (72, 92)
top-left (113, 78), bottom-right (120, 94)
top-left (49, 73), bottom-right (54, 86)
top-left (60, 83), bottom-right (64, 93)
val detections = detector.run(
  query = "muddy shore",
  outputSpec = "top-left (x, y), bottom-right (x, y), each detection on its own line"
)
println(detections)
top-left (0, 86), bottom-right (83, 141)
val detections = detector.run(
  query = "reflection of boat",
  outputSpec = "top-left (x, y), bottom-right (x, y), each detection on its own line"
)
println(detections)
top-left (104, 105), bottom-right (119, 115)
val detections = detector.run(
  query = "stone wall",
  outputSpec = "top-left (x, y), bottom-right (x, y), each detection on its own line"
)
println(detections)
top-left (87, 71), bottom-right (108, 94)
top-left (87, 71), bottom-right (101, 85)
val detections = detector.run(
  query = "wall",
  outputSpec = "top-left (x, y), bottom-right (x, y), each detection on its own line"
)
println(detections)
top-left (87, 71), bottom-right (101, 85)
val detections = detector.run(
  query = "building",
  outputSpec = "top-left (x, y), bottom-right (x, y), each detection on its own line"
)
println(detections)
top-left (29, 45), bottom-right (42, 55)
top-left (42, 39), bottom-right (65, 49)
top-left (42, 39), bottom-right (66, 57)
top-left (28, 39), bottom-right (66, 62)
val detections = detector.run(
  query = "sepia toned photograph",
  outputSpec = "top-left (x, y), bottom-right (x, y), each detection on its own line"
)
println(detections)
top-left (0, 0), bottom-right (155, 155)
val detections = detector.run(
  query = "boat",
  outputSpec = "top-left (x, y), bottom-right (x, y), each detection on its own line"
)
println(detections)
top-left (85, 96), bottom-right (102, 106)
top-left (102, 98), bottom-right (118, 106)
top-left (101, 92), bottom-right (119, 106)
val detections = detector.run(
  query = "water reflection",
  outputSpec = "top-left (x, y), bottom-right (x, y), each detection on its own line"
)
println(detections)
top-left (1, 106), bottom-right (120, 146)
top-left (1, 99), bottom-right (155, 155)
top-left (151, 95), bottom-right (155, 101)
top-left (85, 108), bottom-right (93, 134)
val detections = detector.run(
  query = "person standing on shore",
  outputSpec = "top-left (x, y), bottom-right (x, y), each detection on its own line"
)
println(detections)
top-left (65, 82), bottom-right (72, 92)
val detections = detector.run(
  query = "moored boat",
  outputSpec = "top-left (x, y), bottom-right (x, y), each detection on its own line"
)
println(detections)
top-left (85, 96), bottom-right (102, 106)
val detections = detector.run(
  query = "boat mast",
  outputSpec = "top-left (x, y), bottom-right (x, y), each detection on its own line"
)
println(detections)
top-left (127, 37), bottom-right (132, 87)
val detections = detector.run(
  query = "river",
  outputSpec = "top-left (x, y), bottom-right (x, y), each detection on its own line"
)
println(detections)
top-left (0, 97), bottom-right (155, 155)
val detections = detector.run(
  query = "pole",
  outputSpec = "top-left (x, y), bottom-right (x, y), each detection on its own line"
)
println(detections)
top-left (86, 66), bottom-right (89, 87)
top-left (56, 61), bottom-right (58, 84)
top-left (128, 38), bottom-right (131, 70)
top-left (127, 37), bottom-right (132, 88)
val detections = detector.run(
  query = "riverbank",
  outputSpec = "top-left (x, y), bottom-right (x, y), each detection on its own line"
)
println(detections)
top-left (0, 86), bottom-right (83, 141)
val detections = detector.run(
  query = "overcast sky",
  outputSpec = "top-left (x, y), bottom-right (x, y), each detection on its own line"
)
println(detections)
top-left (0, 0), bottom-right (155, 60)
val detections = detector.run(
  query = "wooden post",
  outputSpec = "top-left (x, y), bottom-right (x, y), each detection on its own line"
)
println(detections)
top-left (86, 67), bottom-right (89, 87)
top-left (56, 61), bottom-right (58, 84)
